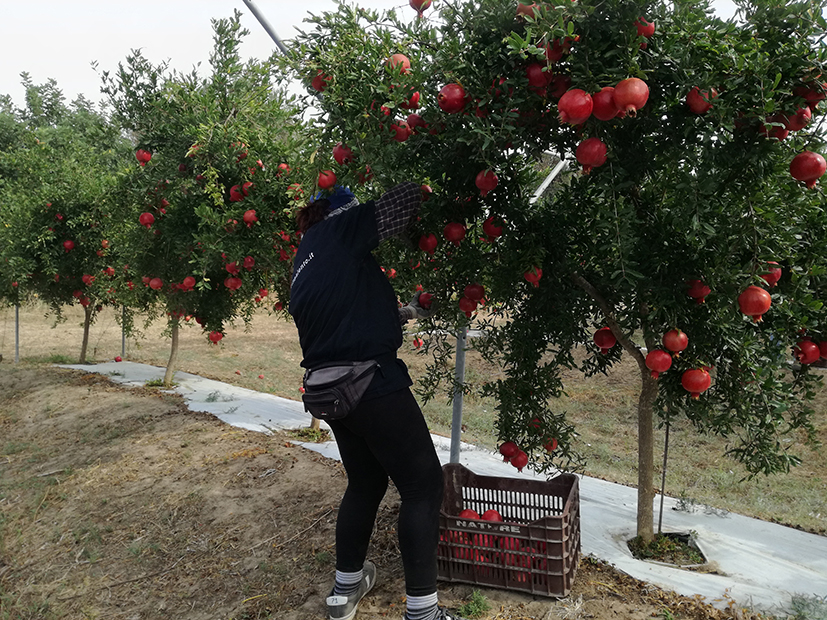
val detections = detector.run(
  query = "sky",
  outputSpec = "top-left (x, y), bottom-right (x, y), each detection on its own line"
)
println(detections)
top-left (0, 0), bottom-right (737, 110)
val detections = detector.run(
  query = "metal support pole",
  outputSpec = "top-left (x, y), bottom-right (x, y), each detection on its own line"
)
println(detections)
top-left (449, 326), bottom-right (468, 463)
top-left (241, 0), bottom-right (289, 55)
top-left (14, 304), bottom-right (20, 364)
top-left (530, 154), bottom-right (567, 204)
top-left (121, 307), bottom-right (126, 359)
top-left (657, 418), bottom-right (671, 535)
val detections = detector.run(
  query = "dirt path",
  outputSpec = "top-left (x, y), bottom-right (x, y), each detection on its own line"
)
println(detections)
top-left (0, 366), bottom-right (754, 619)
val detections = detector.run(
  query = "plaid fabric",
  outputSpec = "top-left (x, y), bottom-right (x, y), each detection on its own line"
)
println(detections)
top-left (375, 181), bottom-right (421, 242)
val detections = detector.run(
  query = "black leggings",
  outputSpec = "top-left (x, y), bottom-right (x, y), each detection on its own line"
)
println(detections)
top-left (327, 387), bottom-right (444, 597)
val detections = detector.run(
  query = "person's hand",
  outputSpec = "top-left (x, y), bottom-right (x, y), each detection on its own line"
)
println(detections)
top-left (399, 291), bottom-right (432, 323)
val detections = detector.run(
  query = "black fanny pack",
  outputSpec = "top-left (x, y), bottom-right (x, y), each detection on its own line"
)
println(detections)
top-left (301, 360), bottom-right (380, 421)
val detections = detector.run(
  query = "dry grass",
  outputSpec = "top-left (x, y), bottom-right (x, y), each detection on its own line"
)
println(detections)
top-left (1, 301), bottom-right (825, 536)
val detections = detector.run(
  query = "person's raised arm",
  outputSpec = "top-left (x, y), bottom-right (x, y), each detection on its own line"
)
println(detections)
top-left (375, 181), bottom-right (421, 242)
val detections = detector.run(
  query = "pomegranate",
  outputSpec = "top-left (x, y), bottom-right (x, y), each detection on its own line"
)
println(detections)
top-left (790, 151), bottom-right (826, 188)
top-left (794, 339), bottom-right (821, 365)
top-left (524, 266), bottom-right (542, 287)
top-left (459, 296), bottom-right (477, 317)
top-left (387, 53), bottom-right (411, 75)
top-left (818, 341), bottom-right (827, 359)
top-left (139, 212), bottom-right (155, 228)
top-left (544, 437), bottom-right (558, 452)
top-left (526, 62), bottom-right (551, 94)
top-left (593, 327), bottom-right (616, 354)
top-left (760, 115), bottom-right (789, 141)
top-left (400, 89), bottom-right (420, 110)
top-left (419, 233), bottom-right (438, 254)
top-left (229, 185), bottom-right (245, 202)
top-left (277, 163), bottom-right (291, 176)
top-left (663, 329), bottom-right (688, 355)
top-left (687, 279), bottom-right (711, 304)
top-left (794, 82), bottom-right (827, 111)
top-left (548, 74), bottom-right (572, 100)
top-left (243, 210), bottom-right (257, 227)
top-left (62, 240), bottom-right (75, 252)
top-left (499, 441), bottom-right (520, 462)
top-left (318, 170), bottom-right (337, 190)
top-left (614, 78), bottom-right (649, 117)
top-left (681, 368), bottom-right (711, 399)
top-left (390, 120), bottom-right (412, 142)
top-left (475, 170), bottom-right (498, 196)
top-left (592, 87), bottom-right (619, 121)
top-left (418, 292), bottom-right (433, 309)
top-left (686, 86), bottom-right (717, 114)
top-left (443, 222), bottom-right (467, 246)
top-left (182, 276), bottom-right (196, 290)
top-left (208, 331), bottom-right (223, 344)
top-left (420, 184), bottom-right (432, 201)
top-left (545, 38), bottom-right (574, 63)
top-left (409, 0), bottom-right (432, 17)
top-left (481, 509), bottom-right (503, 522)
top-left (224, 276), bottom-right (242, 291)
top-left (458, 508), bottom-right (480, 520)
top-left (558, 89), bottom-right (593, 125)
top-left (576, 137), bottom-right (607, 174)
top-left (759, 262), bottom-right (782, 287)
top-left (135, 149), bottom-right (152, 166)
top-left (464, 283), bottom-right (485, 301)
top-left (510, 450), bottom-right (528, 472)
top-left (784, 107), bottom-right (812, 131)
top-left (738, 285), bottom-right (772, 322)
top-left (646, 349), bottom-right (672, 379)
top-left (311, 70), bottom-right (331, 92)
top-left (407, 113), bottom-right (427, 132)
top-left (242, 182), bottom-right (253, 196)
top-left (516, 3), bottom-right (538, 18)
top-left (438, 83), bottom-right (467, 114)
top-left (333, 142), bottom-right (354, 165)
top-left (149, 277), bottom-right (163, 290)
top-left (483, 216), bottom-right (503, 241)
top-left (636, 17), bottom-right (655, 39)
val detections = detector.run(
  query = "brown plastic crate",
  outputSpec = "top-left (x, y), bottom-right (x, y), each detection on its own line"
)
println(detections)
top-left (437, 463), bottom-right (580, 597)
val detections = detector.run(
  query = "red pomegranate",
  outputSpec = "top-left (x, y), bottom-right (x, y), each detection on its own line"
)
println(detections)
top-left (420, 184), bottom-right (432, 201)
top-left (139, 212), bottom-right (155, 228)
top-left (459, 296), bottom-right (477, 317)
top-left (794, 82), bottom-right (827, 111)
top-left (135, 149), bottom-right (152, 166)
top-left (576, 137), bottom-right (607, 174)
top-left (438, 83), bottom-right (467, 114)
top-left (208, 331), bottom-right (223, 344)
top-left (318, 170), bottom-right (337, 190)
top-left (636, 17), bottom-right (655, 40)
top-left (149, 277), bottom-right (163, 290)
top-left (400, 89), bottom-right (420, 110)
top-left (614, 78), bottom-right (649, 116)
top-left (475, 170), bottom-right (498, 196)
top-left (548, 74), bottom-right (572, 100)
top-left (418, 233), bottom-right (437, 254)
top-left (418, 292), bottom-right (433, 309)
top-left (544, 437), bottom-right (558, 452)
top-left (516, 3), bottom-right (538, 18)
top-left (407, 113), bottom-right (427, 132)
top-left (243, 210), bottom-right (258, 227)
top-left (464, 283), bottom-right (485, 301)
top-left (686, 86), bottom-right (717, 114)
top-left (62, 239), bottom-right (75, 252)
top-left (333, 142), bottom-right (354, 165)
top-left (444, 222), bottom-right (467, 246)
top-left (790, 151), bottom-right (827, 188)
top-left (646, 349), bottom-right (672, 379)
top-left (409, 0), bottom-right (432, 17)
top-left (524, 266), bottom-right (542, 287)
top-left (387, 53), bottom-right (411, 75)
top-left (794, 339), bottom-right (821, 365)
top-left (818, 341), bottom-right (827, 359)
top-left (311, 70), bottom-right (331, 92)
top-left (182, 276), bottom-right (196, 290)
top-left (593, 327), bottom-right (616, 354)
top-left (526, 62), bottom-right (551, 93)
top-left (682, 368), bottom-right (711, 399)
top-left (499, 440), bottom-right (520, 462)
top-left (663, 329), bottom-right (688, 355)
top-left (687, 279), bottom-right (711, 304)
top-left (760, 262), bottom-right (782, 287)
top-left (510, 450), bottom-right (529, 472)
top-left (229, 185), bottom-right (245, 202)
top-left (784, 107), bottom-right (812, 131)
top-left (558, 89), bottom-right (593, 125)
top-left (390, 120), bottom-right (412, 142)
top-left (592, 87), bottom-right (619, 121)
top-left (483, 216), bottom-right (503, 241)
top-left (760, 114), bottom-right (789, 141)
top-left (738, 285), bottom-right (772, 322)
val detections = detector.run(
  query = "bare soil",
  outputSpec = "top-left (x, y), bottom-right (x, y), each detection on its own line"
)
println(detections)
top-left (0, 366), bottom-right (762, 620)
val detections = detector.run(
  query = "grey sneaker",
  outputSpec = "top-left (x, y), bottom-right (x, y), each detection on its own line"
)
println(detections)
top-left (326, 560), bottom-right (377, 620)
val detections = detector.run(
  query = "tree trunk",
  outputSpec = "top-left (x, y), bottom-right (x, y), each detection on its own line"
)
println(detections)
top-left (636, 373), bottom-right (659, 542)
top-left (310, 417), bottom-right (320, 432)
top-left (79, 305), bottom-right (94, 364)
top-left (164, 320), bottom-right (179, 387)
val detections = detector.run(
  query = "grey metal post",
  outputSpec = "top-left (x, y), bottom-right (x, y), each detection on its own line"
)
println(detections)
top-left (14, 304), bottom-right (20, 364)
top-left (241, 0), bottom-right (290, 55)
top-left (449, 326), bottom-right (468, 463)
top-left (121, 307), bottom-right (126, 358)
